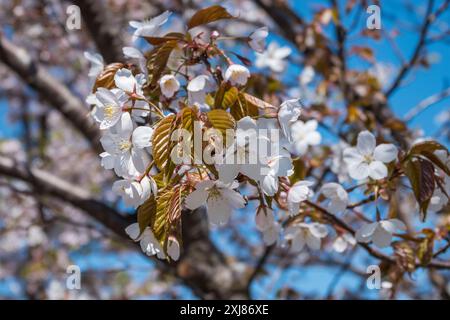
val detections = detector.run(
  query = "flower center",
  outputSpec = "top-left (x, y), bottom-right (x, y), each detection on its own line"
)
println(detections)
top-left (363, 154), bottom-right (373, 163)
top-left (207, 186), bottom-right (222, 200)
top-left (118, 139), bottom-right (132, 152)
top-left (103, 104), bottom-right (116, 119)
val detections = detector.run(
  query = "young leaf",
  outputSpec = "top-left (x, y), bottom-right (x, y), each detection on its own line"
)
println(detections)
top-left (92, 63), bottom-right (124, 92)
top-left (143, 32), bottom-right (185, 46)
top-left (147, 40), bottom-right (178, 85)
top-left (137, 195), bottom-right (156, 236)
top-left (152, 184), bottom-right (186, 251)
top-left (152, 114), bottom-right (177, 170)
top-left (214, 83), bottom-right (238, 109)
top-left (405, 157), bottom-right (435, 221)
top-left (187, 5), bottom-right (234, 30)
top-left (207, 109), bottom-right (236, 136)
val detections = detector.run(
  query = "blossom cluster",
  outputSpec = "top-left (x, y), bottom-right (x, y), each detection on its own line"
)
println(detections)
top-left (85, 7), bottom-right (449, 262)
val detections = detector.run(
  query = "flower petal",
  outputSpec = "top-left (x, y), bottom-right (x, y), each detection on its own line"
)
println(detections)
top-left (348, 162), bottom-right (370, 180)
top-left (357, 130), bottom-right (376, 156)
top-left (185, 189), bottom-right (208, 210)
top-left (132, 126), bottom-right (153, 149)
top-left (373, 144), bottom-right (398, 163)
top-left (368, 161), bottom-right (388, 180)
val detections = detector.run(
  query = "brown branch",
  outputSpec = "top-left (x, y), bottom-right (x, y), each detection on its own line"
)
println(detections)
top-left (304, 200), bottom-right (450, 269)
top-left (385, 0), bottom-right (437, 97)
top-left (0, 155), bottom-right (248, 299)
top-left (0, 35), bottom-right (103, 154)
top-left (72, 0), bottom-right (124, 63)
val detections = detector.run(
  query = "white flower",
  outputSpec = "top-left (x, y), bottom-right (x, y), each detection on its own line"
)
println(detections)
top-left (285, 222), bottom-right (328, 252)
top-left (287, 180), bottom-right (314, 215)
top-left (290, 120), bottom-right (321, 155)
top-left (123, 46), bottom-right (147, 75)
top-left (320, 182), bottom-right (348, 214)
top-left (113, 176), bottom-right (156, 208)
top-left (224, 64), bottom-right (250, 86)
top-left (255, 42), bottom-right (291, 73)
top-left (299, 66), bottom-right (315, 86)
top-left (93, 88), bottom-right (125, 130)
top-left (100, 113), bottom-right (153, 178)
top-left (100, 152), bottom-right (115, 170)
top-left (129, 11), bottom-right (171, 42)
top-left (217, 116), bottom-right (264, 183)
top-left (185, 180), bottom-right (245, 226)
top-left (263, 222), bottom-right (281, 246)
top-left (125, 223), bottom-right (165, 259)
top-left (255, 207), bottom-right (280, 245)
top-left (278, 98), bottom-right (302, 141)
top-left (355, 219), bottom-right (406, 248)
top-left (159, 74), bottom-right (180, 98)
top-left (187, 75), bottom-right (212, 111)
top-left (331, 141), bottom-right (351, 183)
top-left (260, 148), bottom-right (293, 196)
top-left (167, 237), bottom-right (180, 261)
top-left (27, 225), bottom-right (47, 246)
top-left (332, 233), bottom-right (356, 253)
top-left (114, 68), bottom-right (145, 96)
top-left (255, 206), bottom-right (275, 231)
top-left (343, 131), bottom-right (398, 181)
top-left (84, 51), bottom-right (104, 78)
top-left (248, 26), bottom-right (268, 53)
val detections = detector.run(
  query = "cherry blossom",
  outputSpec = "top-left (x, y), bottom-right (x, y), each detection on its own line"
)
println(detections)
top-left (248, 26), bottom-right (268, 53)
top-left (125, 223), bottom-right (165, 258)
top-left (343, 131), bottom-right (398, 181)
top-left (355, 219), bottom-right (406, 248)
top-left (285, 222), bottom-right (328, 252)
top-left (278, 98), bottom-right (302, 142)
top-left (113, 176), bottom-right (156, 208)
top-left (93, 88), bottom-right (126, 130)
top-left (100, 113), bottom-right (153, 178)
top-left (255, 42), bottom-right (291, 73)
top-left (224, 64), bottom-right (251, 86)
top-left (290, 120), bottom-right (322, 155)
top-left (84, 51), bottom-right (104, 78)
top-left (320, 182), bottom-right (349, 214)
top-left (129, 11), bottom-right (172, 42)
top-left (185, 180), bottom-right (246, 226)
top-left (159, 74), bottom-right (180, 98)
top-left (332, 234), bottom-right (356, 253)
top-left (287, 180), bottom-right (314, 215)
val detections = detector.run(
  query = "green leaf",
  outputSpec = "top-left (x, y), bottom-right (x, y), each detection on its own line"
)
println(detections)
top-left (187, 5), bottom-right (234, 30)
top-left (152, 185), bottom-right (186, 250)
top-left (241, 92), bottom-right (277, 112)
top-left (230, 94), bottom-right (258, 120)
top-left (137, 195), bottom-right (156, 235)
top-left (417, 229), bottom-right (435, 266)
top-left (147, 40), bottom-right (178, 85)
top-left (207, 109), bottom-right (236, 137)
top-left (143, 32), bottom-right (185, 46)
top-left (152, 114), bottom-right (177, 171)
top-left (409, 140), bottom-right (448, 156)
top-left (214, 83), bottom-right (238, 109)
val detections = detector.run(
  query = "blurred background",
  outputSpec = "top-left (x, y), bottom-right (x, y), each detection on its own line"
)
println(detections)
top-left (0, 0), bottom-right (449, 299)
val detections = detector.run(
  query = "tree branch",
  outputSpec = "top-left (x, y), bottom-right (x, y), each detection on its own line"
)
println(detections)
top-left (0, 155), bottom-right (248, 299)
top-left (72, 0), bottom-right (125, 63)
top-left (0, 35), bottom-right (103, 154)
